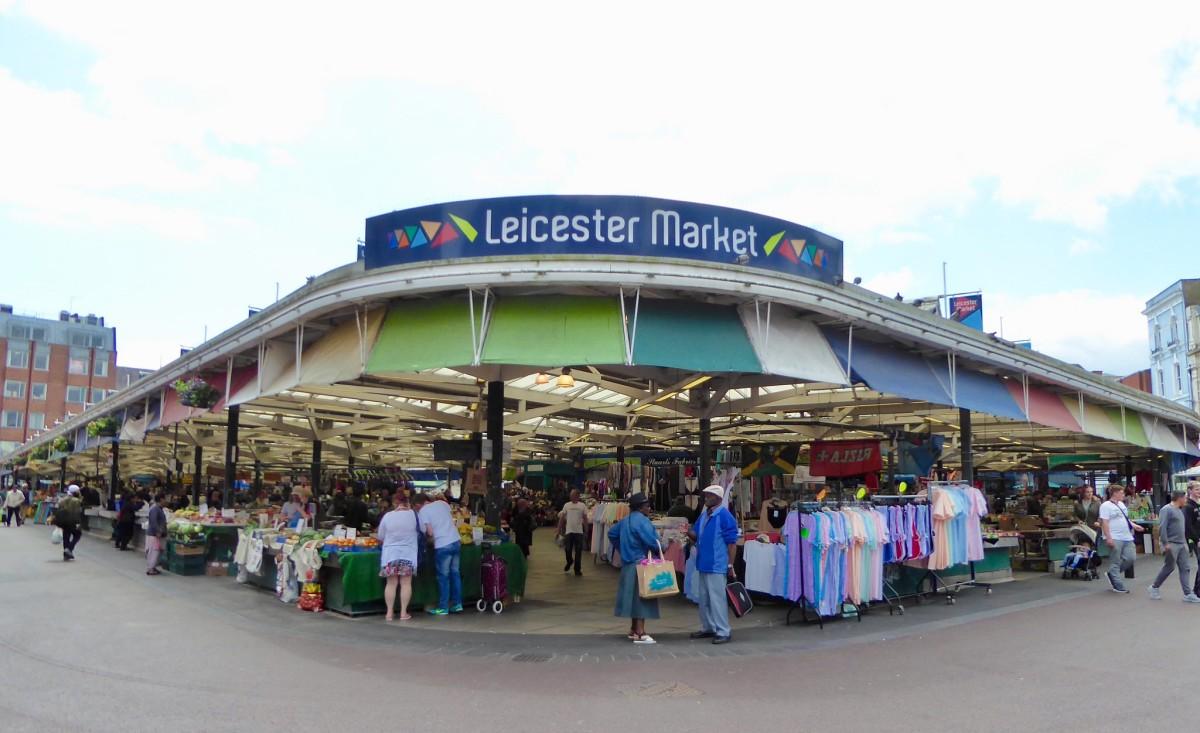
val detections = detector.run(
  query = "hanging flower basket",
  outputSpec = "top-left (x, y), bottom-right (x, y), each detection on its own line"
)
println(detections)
top-left (31, 445), bottom-right (50, 461)
top-left (87, 416), bottom-right (120, 438)
top-left (52, 436), bottom-right (72, 453)
top-left (174, 376), bottom-right (221, 408)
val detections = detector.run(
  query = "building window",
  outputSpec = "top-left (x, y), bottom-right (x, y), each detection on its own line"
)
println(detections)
top-left (1176, 363), bottom-right (1184, 392)
top-left (6, 342), bottom-right (29, 369)
top-left (9, 324), bottom-right (29, 339)
top-left (1157, 368), bottom-right (1165, 394)
top-left (68, 348), bottom-right (89, 376)
top-left (2, 410), bottom-right (22, 428)
top-left (69, 332), bottom-right (105, 348)
top-left (66, 385), bottom-right (86, 404)
top-left (93, 352), bottom-right (109, 377)
top-left (3, 379), bottom-right (25, 399)
top-left (1171, 316), bottom-right (1180, 345)
top-left (30, 383), bottom-right (46, 400)
top-left (32, 345), bottom-right (49, 371)
top-left (28, 412), bottom-right (45, 431)
top-left (90, 388), bottom-right (106, 404)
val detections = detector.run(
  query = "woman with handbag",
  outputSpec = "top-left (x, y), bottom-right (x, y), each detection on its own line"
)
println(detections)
top-left (608, 492), bottom-right (664, 645)
top-left (377, 492), bottom-right (420, 621)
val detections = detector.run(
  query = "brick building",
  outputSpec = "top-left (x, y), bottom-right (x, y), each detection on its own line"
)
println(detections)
top-left (0, 305), bottom-right (117, 455)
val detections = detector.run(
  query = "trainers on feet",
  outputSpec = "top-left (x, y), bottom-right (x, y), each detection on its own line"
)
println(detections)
top-left (1106, 574), bottom-right (1128, 593)
top-left (1183, 594), bottom-right (1200, 603)
top-left (427, 608), bottom-right (448, 616)
top-left (1148, 586), bottom-right (1163, 600)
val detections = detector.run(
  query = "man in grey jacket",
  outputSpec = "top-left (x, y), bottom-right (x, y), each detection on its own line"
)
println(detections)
top-left (1149, 489), bottom-right (1200, 602)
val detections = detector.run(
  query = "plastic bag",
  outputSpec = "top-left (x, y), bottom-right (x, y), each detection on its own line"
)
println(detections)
top-left (51, 527), bottom-right (63, 545)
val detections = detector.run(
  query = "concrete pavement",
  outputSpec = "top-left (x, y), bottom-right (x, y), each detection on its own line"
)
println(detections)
top-left (1, 522), bottom-right (1194, 732)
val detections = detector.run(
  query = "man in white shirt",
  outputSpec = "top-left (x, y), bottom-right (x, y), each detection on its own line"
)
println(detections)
top-left (417, 491), bottom-right (462, 615)
top-left (558, 490), bottom-right (589, 576)
top-left (4, 485), bottom-right (25, 527)
top-left (1099, 484), bottom-right (1148, 594)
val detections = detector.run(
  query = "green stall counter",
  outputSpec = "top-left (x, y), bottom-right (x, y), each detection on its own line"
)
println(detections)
top-left (321, 543), bottom-right (527, 616)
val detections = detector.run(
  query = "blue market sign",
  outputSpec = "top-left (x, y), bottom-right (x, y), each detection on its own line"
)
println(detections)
top-left (364, 195), bottom-right (843, 284)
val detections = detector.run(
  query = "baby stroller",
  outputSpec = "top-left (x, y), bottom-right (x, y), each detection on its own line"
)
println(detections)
top-left (1061, 527), bottom-right (1101, 581)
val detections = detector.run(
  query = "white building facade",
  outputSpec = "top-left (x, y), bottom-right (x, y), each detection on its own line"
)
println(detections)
top-left (1144, 279), bottom-right (1200, 412)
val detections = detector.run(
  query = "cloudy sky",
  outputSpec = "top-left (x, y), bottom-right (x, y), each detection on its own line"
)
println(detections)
top-left (2, 1), bottom-right (1199, 375)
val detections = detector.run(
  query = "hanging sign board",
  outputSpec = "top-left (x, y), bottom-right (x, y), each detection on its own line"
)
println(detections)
top-left (809, 439), bottom-right (883, 477)
top-left (364, 195), bottom-right (844, 285)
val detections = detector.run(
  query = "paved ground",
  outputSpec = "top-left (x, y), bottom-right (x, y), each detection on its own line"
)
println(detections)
top-left (2, 522), bottom-right (1196, 732)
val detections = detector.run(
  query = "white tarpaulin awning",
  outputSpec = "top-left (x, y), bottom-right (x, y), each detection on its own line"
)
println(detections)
top-left (738, 303), bottom-right (847, 385)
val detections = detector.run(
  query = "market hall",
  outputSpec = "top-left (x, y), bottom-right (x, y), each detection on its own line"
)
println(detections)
top-left (5, 195), bottom-right (1198, 636)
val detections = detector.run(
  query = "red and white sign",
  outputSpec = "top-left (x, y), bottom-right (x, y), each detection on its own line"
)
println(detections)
top-left (809, 439), bottom-right (883, 477)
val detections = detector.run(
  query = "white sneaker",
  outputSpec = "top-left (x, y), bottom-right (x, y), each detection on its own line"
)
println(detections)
top-left (1148, 586), bottom-right (1162, 600)
top-left (632, 634), bottom-right (657, 645)
top-left (1183, 594), bottom-right (1200, 604)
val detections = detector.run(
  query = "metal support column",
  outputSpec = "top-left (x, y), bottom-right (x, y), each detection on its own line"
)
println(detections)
top-left (192, 446), bottom-right (202, 507)
top-left (109, 441), bottom-right (121, 497)
top-left (254, 459), bottom-right (263, 495)
top-left (223, 404), bottom-right (239, 508)
top-left (59, 457), bottom-right (67, 489)
top-left (486, 380), bottom-right (504, 527)
top-left (311, 440), bottom-right (322, 498)
top-left (959, 408), bottom-right (973, 484)
top-left (699, 418), bottom-right (712, 489)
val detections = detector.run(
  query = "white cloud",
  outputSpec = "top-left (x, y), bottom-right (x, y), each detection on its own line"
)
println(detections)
top-left (1068, 238), bottom-right (1101, 255)
top-left (860, 267), bottom-right (916, 298)
top-left (4, 1), bottom-right (1200, 243)
top-left (984, 290), bottom-right (1149, 374)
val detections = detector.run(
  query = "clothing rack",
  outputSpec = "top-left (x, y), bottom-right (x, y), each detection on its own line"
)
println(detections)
top-left (784, 501), bottom-right (867, 629)
top-left (908, 482), bottom-right (992, 607)
top-left (872, 493), bottom-right (932, 616)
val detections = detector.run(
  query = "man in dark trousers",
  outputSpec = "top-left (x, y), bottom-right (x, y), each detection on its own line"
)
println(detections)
top-left (1185, 482), bottom-right (1200, 597)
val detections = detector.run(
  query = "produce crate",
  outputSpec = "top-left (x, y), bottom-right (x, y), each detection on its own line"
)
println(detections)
top-left (168, 540), bottom-right (206, 557)
top-left (167, 554), bottom-right (206, 576)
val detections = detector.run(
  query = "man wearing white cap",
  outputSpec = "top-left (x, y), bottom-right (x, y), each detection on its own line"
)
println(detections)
top-left (687, 484), bottom-right (739, 644)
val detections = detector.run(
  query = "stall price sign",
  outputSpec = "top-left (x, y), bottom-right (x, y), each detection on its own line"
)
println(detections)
top-left (809, 439), bottom-right (883, 477)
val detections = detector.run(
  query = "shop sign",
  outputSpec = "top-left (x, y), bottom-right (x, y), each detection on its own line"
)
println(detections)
top-left (364, 195), bottom-right (844, 284)
top-left (809, 439), bottom-right (883, 477)
top-left (946, 293), bottom-right (984, 330)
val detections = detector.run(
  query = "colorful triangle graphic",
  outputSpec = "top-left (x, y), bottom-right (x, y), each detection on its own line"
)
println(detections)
top-left (763, 231), bottom-right (786, 256)
top-left (800, 247), bottom-right (813, 265)
top-left (779, 242), bottom-right (799, 264)
top-left (421, 220), bottom-right (442, 242)
top-left (789, 239), bottom-right (805, 259)
top-left (387, 231), bottom-right (399, 249)
top-left (431, 223), bottom-right (458, 247)
top-left (449, 214), bottom-right (478, 242)
top-left (813, 249), bottom-right (825, 268)
top-left (410, 228), bottom-right (429, 248)
top-left (404, 225), bottom-right (419, 243)
top-left (397, 229), bottom-right (410, 248)
top-left (804, 244), bottom-right (817, 262)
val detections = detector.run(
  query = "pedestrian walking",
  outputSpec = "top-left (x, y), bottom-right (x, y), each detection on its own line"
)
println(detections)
top-left (1185, 482), bottom-right (1200, 597)
top-left (53, 485), bottom-right (84, 562)
top-left (558, 489), bottom-right (589, 576)
top-left (1148, 488), bottom-right (1200, 602)
top-left (510, 498), bottom-right (536, 559)
top-left (1099, 484), bottom-right (1148, 593)
top-left (145, 492), bottom-right (167, 575)
top-left (687, 485), bottom-right (739, 645)
top-left (608, 492), bottom-right (663, 645)
top-left (4, 484), bottom-right (25, 527)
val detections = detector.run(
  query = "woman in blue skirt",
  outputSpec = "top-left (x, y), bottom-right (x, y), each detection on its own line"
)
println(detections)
top-left (608, 492), bottom-right (664, 644)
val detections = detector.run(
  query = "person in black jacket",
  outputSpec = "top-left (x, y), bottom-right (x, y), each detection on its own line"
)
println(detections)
top-left (114, 493), bottom-right (143, 551)
top-left (510, 498), bottom-right (536, 558)
top-left (341, 488), bottom-right (371, 531)
top-left (1186, 482), bottom-right (1200, 597)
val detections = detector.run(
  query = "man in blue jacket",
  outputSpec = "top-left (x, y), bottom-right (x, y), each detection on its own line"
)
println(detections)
top-left (688, 484), bottom-right (739, 644)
